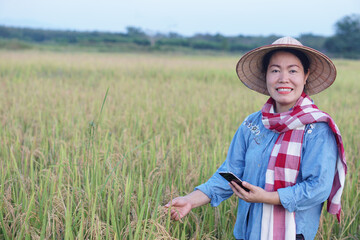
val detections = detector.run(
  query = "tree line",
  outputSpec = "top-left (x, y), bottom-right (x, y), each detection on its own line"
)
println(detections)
top-left (1, 14), bottom-right (359, 58)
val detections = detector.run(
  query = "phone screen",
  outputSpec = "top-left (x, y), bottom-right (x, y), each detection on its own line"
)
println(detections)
top-left (219, 171), bottom-right (250, 192)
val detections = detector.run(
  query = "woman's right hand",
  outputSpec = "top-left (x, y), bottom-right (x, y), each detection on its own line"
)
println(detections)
top-left (164, 190), bottom-right (211, 221)
top-left (164, 197), bottom-right (192, 221)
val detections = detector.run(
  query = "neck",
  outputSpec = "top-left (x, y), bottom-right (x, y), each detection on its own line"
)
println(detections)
top-left (274, 103), bottom-right (292, 113)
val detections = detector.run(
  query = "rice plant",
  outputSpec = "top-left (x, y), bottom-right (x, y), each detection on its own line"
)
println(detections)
top-left (0, 50), bottom-right (359, 239)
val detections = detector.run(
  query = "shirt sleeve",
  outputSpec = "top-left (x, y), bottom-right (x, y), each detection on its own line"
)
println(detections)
top-left (195, 123), bottom-right (247, 207)
top-left (277, 122), bottom-right (338, 212)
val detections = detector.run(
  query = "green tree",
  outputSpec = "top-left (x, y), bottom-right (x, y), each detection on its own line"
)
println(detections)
top-left (325, 14), bottom-right (360, 58)
top-left (126, 26), bottom-right (146, 37)
top-left (298, 33), bottom-right (327, 51)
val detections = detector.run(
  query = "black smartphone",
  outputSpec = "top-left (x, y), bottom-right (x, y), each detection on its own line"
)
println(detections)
top-left (219, 171), bottom-right (250, 192)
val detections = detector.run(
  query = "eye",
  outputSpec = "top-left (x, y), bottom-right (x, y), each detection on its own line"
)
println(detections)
top-left (271, 69), bottom-right (280, 73)
top-left (289, 69), bottom-right (297, 74)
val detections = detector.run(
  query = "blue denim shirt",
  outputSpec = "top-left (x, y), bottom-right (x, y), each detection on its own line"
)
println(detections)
top-left (195, 111), bottom-right (337, 240)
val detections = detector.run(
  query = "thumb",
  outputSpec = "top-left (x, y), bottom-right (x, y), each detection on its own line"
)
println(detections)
top-left (242, 181), bottom-right (252, 191)
top-left (165, 198), bottom-right (178, 208)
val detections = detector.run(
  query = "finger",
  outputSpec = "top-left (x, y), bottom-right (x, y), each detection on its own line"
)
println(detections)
top-left (165, 198), bottom-right (180, 208)
top-left (229, 181), bottom-right (250, 195)
top-left (164, 201), bottom-right (172, 208)
top-left (229, 182), bottom-right (243, 198)
top-left (239, 181), bottom-right (255, 195)
top-left (163, 206), bottom-right (169, 215)
top-left (241, 181), bottom-right (251, 191)
top-left (166, 198), bottom-right (176, 207)
top-left (229, 182), bottom-right (238, 193)
top-left (171, 210), bottom-right (180, 220)
top-left (170, 210), bottom-right (176, 218)
top-left (230, 181), bottom-right (244, 193)
top-left (164, 204), bottom-right (174, 216)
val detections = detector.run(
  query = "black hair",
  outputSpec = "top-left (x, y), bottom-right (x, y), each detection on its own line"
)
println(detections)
top-left (262, 48), bottom-right (310, 74)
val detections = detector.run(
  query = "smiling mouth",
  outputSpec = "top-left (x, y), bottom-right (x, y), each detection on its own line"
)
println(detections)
top-left (276, 87), bottom-right (293, 93)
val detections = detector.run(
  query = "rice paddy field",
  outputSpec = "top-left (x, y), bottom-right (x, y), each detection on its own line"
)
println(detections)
top-left (0, 49), bottom-right (359, 239)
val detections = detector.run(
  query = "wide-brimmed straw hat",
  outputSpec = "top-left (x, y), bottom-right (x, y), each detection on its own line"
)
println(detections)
top-left (236, 36), bottom-right (337, 95)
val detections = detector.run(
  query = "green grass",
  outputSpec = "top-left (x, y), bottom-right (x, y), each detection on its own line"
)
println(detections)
top-left (0, 50), bottom-right (359, 239)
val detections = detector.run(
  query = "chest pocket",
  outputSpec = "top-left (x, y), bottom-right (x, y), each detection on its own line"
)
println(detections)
top-left (253, 133), bottom-right (266, 145)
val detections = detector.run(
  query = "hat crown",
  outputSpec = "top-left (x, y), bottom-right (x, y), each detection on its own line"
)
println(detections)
top-left (272, 36), bottom-right (303, 46)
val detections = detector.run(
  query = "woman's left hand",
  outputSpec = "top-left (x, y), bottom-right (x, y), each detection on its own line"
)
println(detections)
top-left (229, 181), bottom-right (281, 205)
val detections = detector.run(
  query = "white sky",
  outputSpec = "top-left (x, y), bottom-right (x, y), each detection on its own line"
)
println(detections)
top-left (0, 0), bottom-right (359, 37)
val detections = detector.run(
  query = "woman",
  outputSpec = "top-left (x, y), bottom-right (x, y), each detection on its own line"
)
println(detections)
top-left (164, 37), bottom-right (347, 240)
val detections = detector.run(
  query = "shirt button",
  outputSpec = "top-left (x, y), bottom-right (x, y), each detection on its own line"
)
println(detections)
top-left (258, 164), bottom-right (261, 167)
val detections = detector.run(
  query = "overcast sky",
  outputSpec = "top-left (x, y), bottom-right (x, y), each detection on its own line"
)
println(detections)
top-left (1, 0), bottom-right (359, 37)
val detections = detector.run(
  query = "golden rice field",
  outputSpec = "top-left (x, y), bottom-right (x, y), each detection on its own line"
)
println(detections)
top-left (0, 50), bottom-right (359, 239)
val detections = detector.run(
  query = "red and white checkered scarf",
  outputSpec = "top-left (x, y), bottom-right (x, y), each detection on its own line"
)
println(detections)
top-left (260, 93), bottom-right (347, 240)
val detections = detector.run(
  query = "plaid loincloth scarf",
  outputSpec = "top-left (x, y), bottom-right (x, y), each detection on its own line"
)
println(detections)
top-left (260, 93), bottom-right (347, 240)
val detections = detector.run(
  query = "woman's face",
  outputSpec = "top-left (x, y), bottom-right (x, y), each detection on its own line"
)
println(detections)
top-left (266, 51), bottom-right (310, 113)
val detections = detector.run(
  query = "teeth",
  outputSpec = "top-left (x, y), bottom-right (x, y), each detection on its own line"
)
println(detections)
top-left (277, 88), bottom-right (292, 92)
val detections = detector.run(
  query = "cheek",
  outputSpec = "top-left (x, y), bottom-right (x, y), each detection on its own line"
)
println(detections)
top-left (266, 75), bottom-right (274, 89)
top-left (265, 78), bottom-right (270, 92)
top-left (300, 78), bottom-right (307, 89)
top-left (303, 72), bottom-right (309, 85)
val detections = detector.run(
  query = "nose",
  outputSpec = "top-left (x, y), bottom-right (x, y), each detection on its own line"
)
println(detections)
top-left (278, 72), bottom-right (289, 83)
